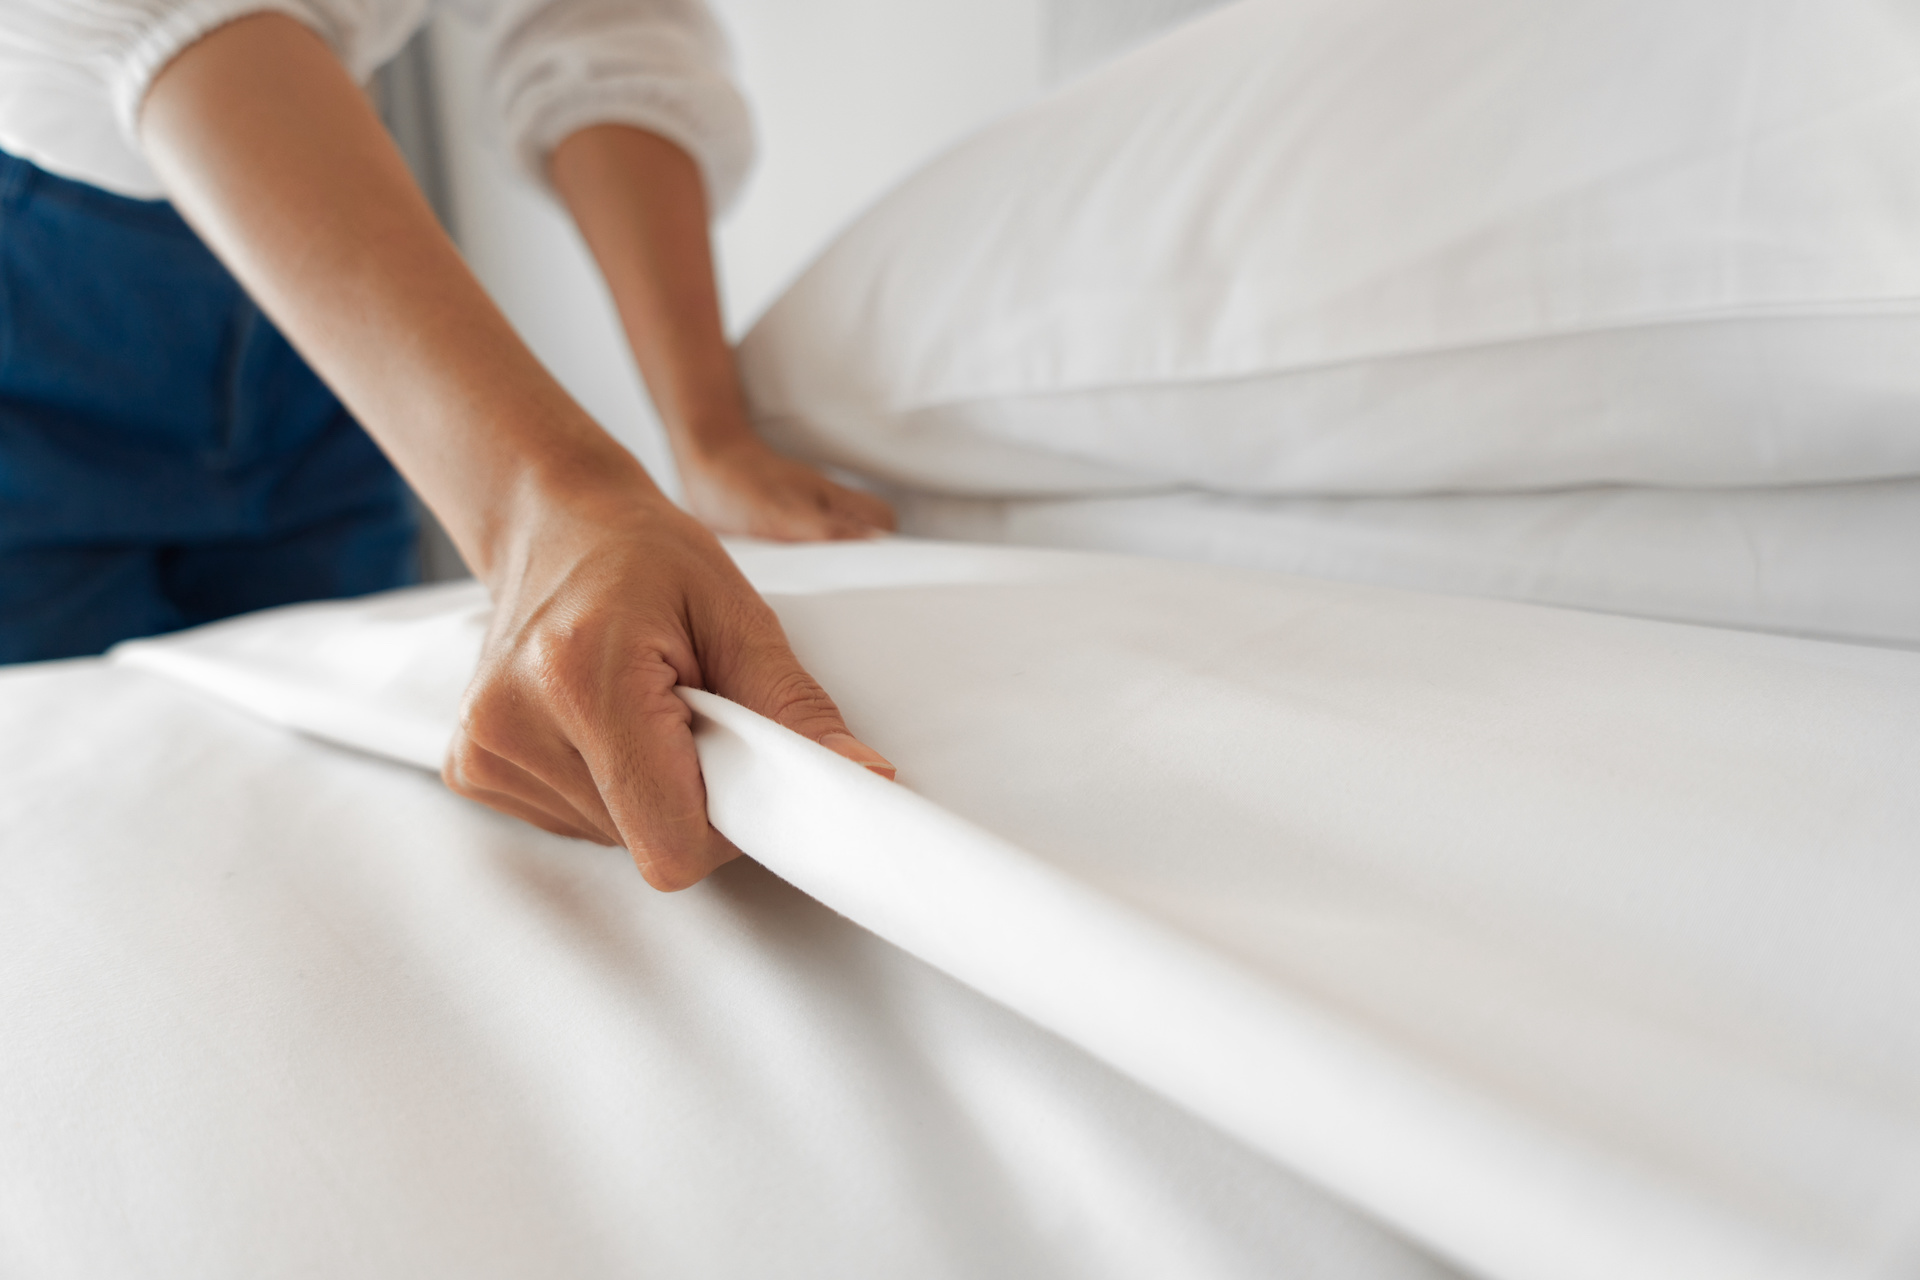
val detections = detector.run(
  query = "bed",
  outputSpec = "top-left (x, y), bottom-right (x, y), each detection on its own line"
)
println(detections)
top-left (8, 536), bottom-right (1920, 1278)
top-left (9, 1), bottom-right (1920, 1276)
top-left (0, 545), bottom-right (1460, 1280)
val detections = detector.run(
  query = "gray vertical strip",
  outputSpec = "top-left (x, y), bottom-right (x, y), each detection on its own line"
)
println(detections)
top-left (373, 26), bottom-right (456, 237)
top-left (374, 25), bottom-right (470, 581)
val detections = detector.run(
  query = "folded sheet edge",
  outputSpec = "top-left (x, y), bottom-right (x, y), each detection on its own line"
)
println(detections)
top-left (681, 688), bottom-right (1838, 1280)
top-left (109, 621), bottom-right (1847, 1280)
top-left (113, 639), bottom-right (452, 771)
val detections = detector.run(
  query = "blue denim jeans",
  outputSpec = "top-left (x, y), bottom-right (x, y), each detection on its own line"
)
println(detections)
top-left (0, 148), bottom-right (416, 662)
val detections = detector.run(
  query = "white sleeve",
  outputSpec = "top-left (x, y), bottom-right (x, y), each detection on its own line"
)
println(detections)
top-left (468, 0), bottom-right (755, 216)
top-left (0, 0), bottom-right (339, 145)
top-left (0, 0), bottom-right (431, 198)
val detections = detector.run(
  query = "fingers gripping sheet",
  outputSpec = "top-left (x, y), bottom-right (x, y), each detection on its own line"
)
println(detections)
top-left (109, 538), bottom-right (1920, 1280)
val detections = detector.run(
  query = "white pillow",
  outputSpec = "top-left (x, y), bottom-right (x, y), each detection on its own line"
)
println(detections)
top-left (738, 0), bottom-right (1920, 498)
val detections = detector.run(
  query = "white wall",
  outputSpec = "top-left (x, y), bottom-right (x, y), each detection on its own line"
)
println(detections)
top-left (1042, 0), bottom-right (1231, 83)
top-left (428, 0), bottom-right (1043, 497)
top-left (711, 0), bottom-right (1042, 330)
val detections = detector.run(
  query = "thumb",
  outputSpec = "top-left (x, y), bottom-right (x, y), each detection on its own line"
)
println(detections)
top-left (716, 637), bottom-right (897, 781)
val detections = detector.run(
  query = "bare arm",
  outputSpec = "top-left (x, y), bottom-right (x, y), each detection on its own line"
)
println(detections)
top-left (550, 124), bottom-right (894, 540)
top-left (140, 13), bottom-right (891, 888)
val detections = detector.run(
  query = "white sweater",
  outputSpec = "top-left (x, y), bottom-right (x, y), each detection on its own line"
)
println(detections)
top-left (0, 0), bottom-right (752, 208)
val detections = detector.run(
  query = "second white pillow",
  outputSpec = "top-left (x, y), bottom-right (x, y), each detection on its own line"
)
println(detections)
top-left (740, 0), bottom-right (1920, 497)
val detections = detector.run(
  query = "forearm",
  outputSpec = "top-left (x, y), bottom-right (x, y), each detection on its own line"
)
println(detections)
top-left (548, 124), bottom-right (895, 541)
top-left (548, 124), bottom-right (755, 464)
top-left (138, 13), bottom-right (653, 583)
top-left (133, 12), bottom-right (892, 882)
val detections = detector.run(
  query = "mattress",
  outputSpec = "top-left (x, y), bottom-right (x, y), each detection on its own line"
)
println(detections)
top-left (19, 535), bottom-right (1917, 1280)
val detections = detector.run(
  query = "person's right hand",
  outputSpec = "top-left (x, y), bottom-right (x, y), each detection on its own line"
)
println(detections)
top-left (138, 15), bottom-right (890, 888)
top-left (443, 480), bottom-right (895, 890)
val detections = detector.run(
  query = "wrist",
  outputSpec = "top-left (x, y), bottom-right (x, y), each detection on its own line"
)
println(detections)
top-left (469, 433), bottom-right (672, 590)
top-left (664, 407), bottom-right (766, 467)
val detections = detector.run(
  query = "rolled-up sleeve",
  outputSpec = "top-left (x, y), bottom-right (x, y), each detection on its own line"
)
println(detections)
top-left (474, 0), bottom-right (755, 215)
top-left (0, 0), bottom-right (350, 195)
top-left (4, 0), bottom-right (337, 138)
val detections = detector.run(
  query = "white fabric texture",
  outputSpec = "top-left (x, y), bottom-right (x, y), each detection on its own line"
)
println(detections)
top-left (892, 478), bottom-right (1920, 648)
top-left (0, 0), bottom-right (751, 207)
top-left (739, 0), bottom-right (1920, 497)
top-left (0, 656), bottom-right (1453, 1280)
top-left (98, 538), bottom-right (1920, 1280)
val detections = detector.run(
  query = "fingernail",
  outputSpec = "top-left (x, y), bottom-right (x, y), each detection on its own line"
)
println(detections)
top-left (820, 732), bottom-right (898, 780)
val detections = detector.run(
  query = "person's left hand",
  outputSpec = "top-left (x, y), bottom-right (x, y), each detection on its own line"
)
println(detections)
top-left (678, 434), bottom-right (897, 542)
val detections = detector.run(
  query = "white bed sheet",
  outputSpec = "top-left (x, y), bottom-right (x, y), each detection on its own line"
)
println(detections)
top-left (83, 537), bottom-right (1920, 1280)
top-left (0, 658), bottom-right (1453, 1279)
top-left (892, 480), bottom-right (1920, 648)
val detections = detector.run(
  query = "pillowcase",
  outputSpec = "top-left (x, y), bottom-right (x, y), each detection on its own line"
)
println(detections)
top-left (738, 0), bottom-right (1920, 498)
